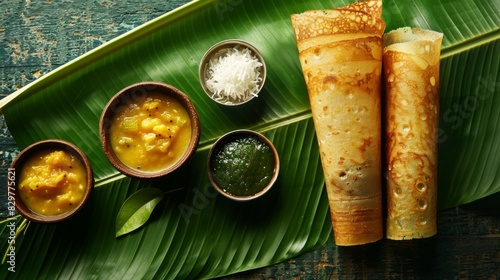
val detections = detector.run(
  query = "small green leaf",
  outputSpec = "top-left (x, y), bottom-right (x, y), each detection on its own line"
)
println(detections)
top-left (115, 188), bottom-right (164, 238)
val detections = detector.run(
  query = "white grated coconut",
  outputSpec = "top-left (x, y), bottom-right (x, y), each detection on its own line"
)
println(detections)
top-left (205, 47), bottom-right (263, 102)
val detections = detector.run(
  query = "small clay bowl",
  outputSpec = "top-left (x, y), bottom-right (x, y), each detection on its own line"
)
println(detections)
top-left (100, 82), bottom-right (201, 179)
top-left (8, 139), bottom-right (94, 223)
top-left (207, 130), bottom-right (279, 201)
top-left (199, 39), bottom-right (266, 106)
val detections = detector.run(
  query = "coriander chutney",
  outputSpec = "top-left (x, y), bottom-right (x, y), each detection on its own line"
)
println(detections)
top-left (210, 133), bottom-right (277, 197)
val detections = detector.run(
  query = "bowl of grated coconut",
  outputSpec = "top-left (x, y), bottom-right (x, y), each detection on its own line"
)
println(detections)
top-left (199, 39), bottom-right (266, 106)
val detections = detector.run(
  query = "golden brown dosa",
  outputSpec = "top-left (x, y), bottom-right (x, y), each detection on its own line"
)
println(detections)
top-left (383, 27), bottom-right (443, 240)
top-left (291, 0), bottom-right (385, 246)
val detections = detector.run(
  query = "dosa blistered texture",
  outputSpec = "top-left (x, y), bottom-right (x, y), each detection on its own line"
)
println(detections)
top-left (291, 0), bottom-right (385, 246)
top-left (383, 27), bottom-right (443, 240)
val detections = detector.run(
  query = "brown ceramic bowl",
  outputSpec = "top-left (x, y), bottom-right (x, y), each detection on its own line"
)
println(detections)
top-left (199, 39), bottom-right (266, 106)
top-left (207, 130), bottom-right (279, 201)
top-left (8, 139), bottom-right (94, 223)
top-left (100, 82), bottom-right (201, 179)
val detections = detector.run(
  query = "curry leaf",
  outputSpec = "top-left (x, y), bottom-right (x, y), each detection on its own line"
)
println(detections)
top-left (115, 188), bottom-right (164, 238)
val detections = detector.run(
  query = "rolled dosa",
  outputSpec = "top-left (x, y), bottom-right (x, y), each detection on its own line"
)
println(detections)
top-left (291, 0), bottom-right (385, 245)
top-left (383, 27), bottom-right (443, 240)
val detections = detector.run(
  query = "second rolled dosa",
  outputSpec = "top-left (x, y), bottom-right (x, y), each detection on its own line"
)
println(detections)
top-left (291, 0), bottom-right (385, 245)
top-left (383, 27), bottom-right (443, 240)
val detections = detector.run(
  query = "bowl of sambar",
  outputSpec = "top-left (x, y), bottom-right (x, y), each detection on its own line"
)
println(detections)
top-left (100, 82), bottom-right (201, 179)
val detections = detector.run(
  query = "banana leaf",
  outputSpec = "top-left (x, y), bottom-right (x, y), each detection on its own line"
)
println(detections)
top-left (0, 0), bottom-right (499, 278)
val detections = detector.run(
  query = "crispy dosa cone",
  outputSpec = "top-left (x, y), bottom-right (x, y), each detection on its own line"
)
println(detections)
top-left (383, 27), bottom-right (443, 240)
top-left (291, 0), bottom-right (385, 246)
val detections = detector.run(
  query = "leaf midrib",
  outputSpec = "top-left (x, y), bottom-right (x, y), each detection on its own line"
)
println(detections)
top-left (441, 28), bottom-right (500, 59)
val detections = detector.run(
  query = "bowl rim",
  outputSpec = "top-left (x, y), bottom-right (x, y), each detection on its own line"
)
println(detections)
top-left (8, 139), bottom-right (94, 223)
top-left (207, 129), bottom-right (280, 201)
top-left (99, 81), bottom-right (201, 179)
top-left (198, 39), bottom-right (267, 106)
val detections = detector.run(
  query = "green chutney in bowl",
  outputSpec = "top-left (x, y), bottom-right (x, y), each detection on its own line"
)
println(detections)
top-left (208, 130), bottom-right (279, 201)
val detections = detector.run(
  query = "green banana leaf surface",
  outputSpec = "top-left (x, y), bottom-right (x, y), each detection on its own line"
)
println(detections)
top-left (1, 0), bottom-right (499, 278)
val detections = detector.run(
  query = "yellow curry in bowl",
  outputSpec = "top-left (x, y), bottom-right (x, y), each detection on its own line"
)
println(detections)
top-left (10, 139), bottom-right (93, 223)
top-left (18, 149), bottom-right (88, 216)
top-left (109, 93), bottom-right (192, 172)
top-left (100, 82), bottom-right (201, 179)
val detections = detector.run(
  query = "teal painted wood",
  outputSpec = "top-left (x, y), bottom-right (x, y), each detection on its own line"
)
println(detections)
top-left (0, 0), bottom-right (499, 278)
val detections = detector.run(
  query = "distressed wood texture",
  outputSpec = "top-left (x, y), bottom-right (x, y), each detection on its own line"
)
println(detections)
top-left (1, 1), bottom-right (499, 279)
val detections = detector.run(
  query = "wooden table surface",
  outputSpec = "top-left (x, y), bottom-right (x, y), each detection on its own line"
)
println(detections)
top-left (1, 0), bottom-right (499, 279)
